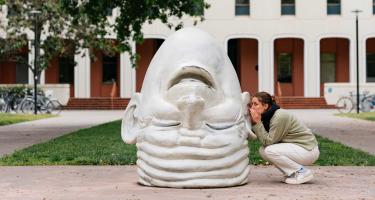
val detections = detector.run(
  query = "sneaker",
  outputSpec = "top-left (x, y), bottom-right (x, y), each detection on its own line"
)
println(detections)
top-left (285, 168), bottom-right (313, 184)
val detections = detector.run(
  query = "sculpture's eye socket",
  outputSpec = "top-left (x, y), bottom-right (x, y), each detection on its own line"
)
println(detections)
top-left (205, 122), bottom-right (236, 130)
top-left (167, 66), bottom-right (215, 89)
top-left (152, 119), bottom-right (181, 127)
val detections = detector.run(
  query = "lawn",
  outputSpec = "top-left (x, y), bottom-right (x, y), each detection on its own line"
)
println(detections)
top-left (0, 113), bottom-right (55, 126)
top-left (335, 112), bottom-right (375, 121)
top-left (1, 120), bottom-right (374, 166)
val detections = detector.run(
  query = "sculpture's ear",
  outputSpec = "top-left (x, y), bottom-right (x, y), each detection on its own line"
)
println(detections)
top-left (242, 92), bottom-right (257, 140)
top-left (121, 93), bottom-right (142, 144)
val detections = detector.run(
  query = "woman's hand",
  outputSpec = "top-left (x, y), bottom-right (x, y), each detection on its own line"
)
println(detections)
top-left (249, 108), bottom-right (261, 125)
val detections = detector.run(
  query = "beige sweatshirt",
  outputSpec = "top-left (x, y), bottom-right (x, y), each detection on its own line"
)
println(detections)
top-left (252, 109), bottom-right (318, 151)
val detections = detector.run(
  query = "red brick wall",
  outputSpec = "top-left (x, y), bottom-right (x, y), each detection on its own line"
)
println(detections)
top-left (136, 39), bottom-right (163, 92)
top-left (0, 48), bottom-right (28, 84)
top-left (136, 40), bottom-right (155, 92)
top-left (90, 51), bottom-right (102, 97)
top-left (320, 38), bottom-right (350, 96)
top-left (274, 38), bottom-right (304, 96)
top-left (0, 61), bottom-right (16, 84)
top-left (90, 51), bottom-right (120, 97)
top-left (238, 39), bottom-right (258, 95)
top-left (366, 38), bottom-right (375, 53)
top-left (45, 56), bottom-right (75, 97)
top-left (45, 57), bottom-right (59, 84)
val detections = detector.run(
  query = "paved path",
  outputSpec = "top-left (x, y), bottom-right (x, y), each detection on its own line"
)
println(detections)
top-left (0, 110), bottom-right (123, 157)
top-left (0, 165), bottom-right (373, 200)
top-left (290, 109), bottom-right (375, 155)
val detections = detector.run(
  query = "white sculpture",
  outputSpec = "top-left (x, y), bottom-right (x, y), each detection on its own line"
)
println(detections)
top-left (121, 27), bottom-right (256, 188)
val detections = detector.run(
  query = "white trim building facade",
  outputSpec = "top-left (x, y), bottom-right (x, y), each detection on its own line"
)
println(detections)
top-left (1, 0), bottom-right (375, 104)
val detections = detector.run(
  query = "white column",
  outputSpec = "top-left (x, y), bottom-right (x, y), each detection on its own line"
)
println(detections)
top-left (28, 40), bottom-right (45, 85)
top-left (349, 37), bottom-right (356, 84)
top-left (74, 48), bottom-right (91, 98)
top-left (259, 40), bottom-right (274, 95)
top-left (304, 40), bottom-right (320, 97)
top-left (28, 41), bottom-right (34, 85)
top-left (360, 37), bottom-right (366, 84)
top-left (39, 70), bottom-right (45, 84)
top-left (120, 43), bottom-right (136, 98)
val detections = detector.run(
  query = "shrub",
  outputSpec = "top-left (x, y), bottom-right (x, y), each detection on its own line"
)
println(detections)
top-left (0, 85), bottom-right (44, 97)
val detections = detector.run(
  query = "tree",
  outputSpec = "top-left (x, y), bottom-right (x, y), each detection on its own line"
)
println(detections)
top-left (0, 0), bottom-right (208, 114)
top-left (0, 0), bottom-right (209, 72)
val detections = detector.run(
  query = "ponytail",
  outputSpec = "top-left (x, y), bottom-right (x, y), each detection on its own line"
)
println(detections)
top-left (253, 92), bottom-right (277, 107)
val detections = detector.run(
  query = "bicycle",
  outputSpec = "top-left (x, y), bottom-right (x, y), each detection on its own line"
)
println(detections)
top-left (0, 90), bottom-right (25, 113)
top-left (0, 93), bottom-right (6, 113)
top-left (21, 90), bottom-right (63, 115)
top-left (361, 94), bottom-right (375, 112)
top-left (336, 91), bottom-right (375, 113)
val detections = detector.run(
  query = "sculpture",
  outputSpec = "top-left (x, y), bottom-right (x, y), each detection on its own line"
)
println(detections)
top-left (121, 27), bottom-right (256, 188)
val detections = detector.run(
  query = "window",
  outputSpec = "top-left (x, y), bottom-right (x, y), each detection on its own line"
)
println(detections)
top-left (366, 53), bottom-right (375, 82)
top-left (59, 55), bottom-right (74, 84)
top-left (327, 0), bottom-right (341, 15)
top-left (155, 39), bottom-right (164, 51)
top-left (192, 1), bottom-right (205, 15)
top-left (235, 0), bottom-right (250, 16)
top-left (227, 39), bottom-right (240, 79)
top-left (106, 2), bottom-right (115, 16)
top-left (277, 53), bottom-right (292, 83)
top-left (15, 54), bottom-right (29, 84)
top-left (7, 5), bottom-right (18, 17)
top-left (102, 55), bottom-right (117, 83)
top-left (281, 0), bottom-right (295, 15)
top-left (373, 0), bottom-right (375, 14)
top-left (320, 53), bottom-right (336, 83)
top-left (106, 8), bottom-right (113, 16)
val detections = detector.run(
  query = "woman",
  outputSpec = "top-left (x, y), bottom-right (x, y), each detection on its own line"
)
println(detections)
top-left (249, 92), bottom-right (319, 184)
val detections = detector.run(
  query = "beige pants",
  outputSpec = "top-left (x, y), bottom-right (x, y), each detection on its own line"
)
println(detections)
top-left (259, 143), bottom-right (320, 176)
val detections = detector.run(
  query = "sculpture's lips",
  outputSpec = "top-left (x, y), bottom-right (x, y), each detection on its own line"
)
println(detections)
top-left (167, 66), bottom-right (215, 90)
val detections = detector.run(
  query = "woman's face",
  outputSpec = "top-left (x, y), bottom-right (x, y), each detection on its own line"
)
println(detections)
top-left (251, 97), bottom-right (269, 114)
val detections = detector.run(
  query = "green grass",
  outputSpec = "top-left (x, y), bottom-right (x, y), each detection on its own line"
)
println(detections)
top-left (0, 113), bottom-right (55, 126)
top-left (335, 112), bottom-right (375, 121)
top-left (1, 120), bottom-right (375, 166)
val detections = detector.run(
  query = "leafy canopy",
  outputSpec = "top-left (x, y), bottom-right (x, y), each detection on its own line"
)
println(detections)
top-left (0, 0), bottom-right (209, 74)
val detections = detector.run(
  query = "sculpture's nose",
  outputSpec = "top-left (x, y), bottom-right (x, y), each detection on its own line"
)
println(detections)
top-left (177, 95), bottom-right (205, 130)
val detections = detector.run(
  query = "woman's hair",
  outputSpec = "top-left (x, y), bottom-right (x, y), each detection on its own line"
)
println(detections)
top-left (253, 91), bottom-right (277, 107)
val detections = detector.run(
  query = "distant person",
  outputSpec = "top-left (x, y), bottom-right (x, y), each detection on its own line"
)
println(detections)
top-left (249, 91), bottom-right (320, 184)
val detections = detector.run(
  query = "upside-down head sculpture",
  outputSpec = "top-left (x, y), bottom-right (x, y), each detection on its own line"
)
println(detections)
top-left (121, 27), bottom-right (256, 188)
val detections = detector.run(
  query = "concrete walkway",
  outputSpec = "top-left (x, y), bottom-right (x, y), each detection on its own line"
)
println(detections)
top-left (0, 110), bottom-right (123, 157)
top-left (290, 109), bottom-right (375, 155)
top-left (0, 165), bottom-right (373, 200)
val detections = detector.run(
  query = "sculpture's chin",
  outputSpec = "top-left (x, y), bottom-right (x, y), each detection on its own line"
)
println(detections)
top-left (137, 163), bottom-right (249, 188)
top-left (135, 126), bottom-right (250, 188)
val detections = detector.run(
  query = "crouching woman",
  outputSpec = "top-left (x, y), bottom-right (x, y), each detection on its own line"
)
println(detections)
top-left (249, 92), bottom-right (320, 184)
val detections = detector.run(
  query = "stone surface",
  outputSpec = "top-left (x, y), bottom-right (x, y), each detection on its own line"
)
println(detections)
top-left (121, 27), bottom-right (256, 188)
top-left (0, 166), bottom-right (374, 200)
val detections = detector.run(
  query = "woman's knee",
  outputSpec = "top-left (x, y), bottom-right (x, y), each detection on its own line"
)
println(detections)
top-left (309, 146), bottom-right (320, 164)
top-left (263, 145), bottom-right (282, 156)
top-left (258, 146), bottom-right (269, 160)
